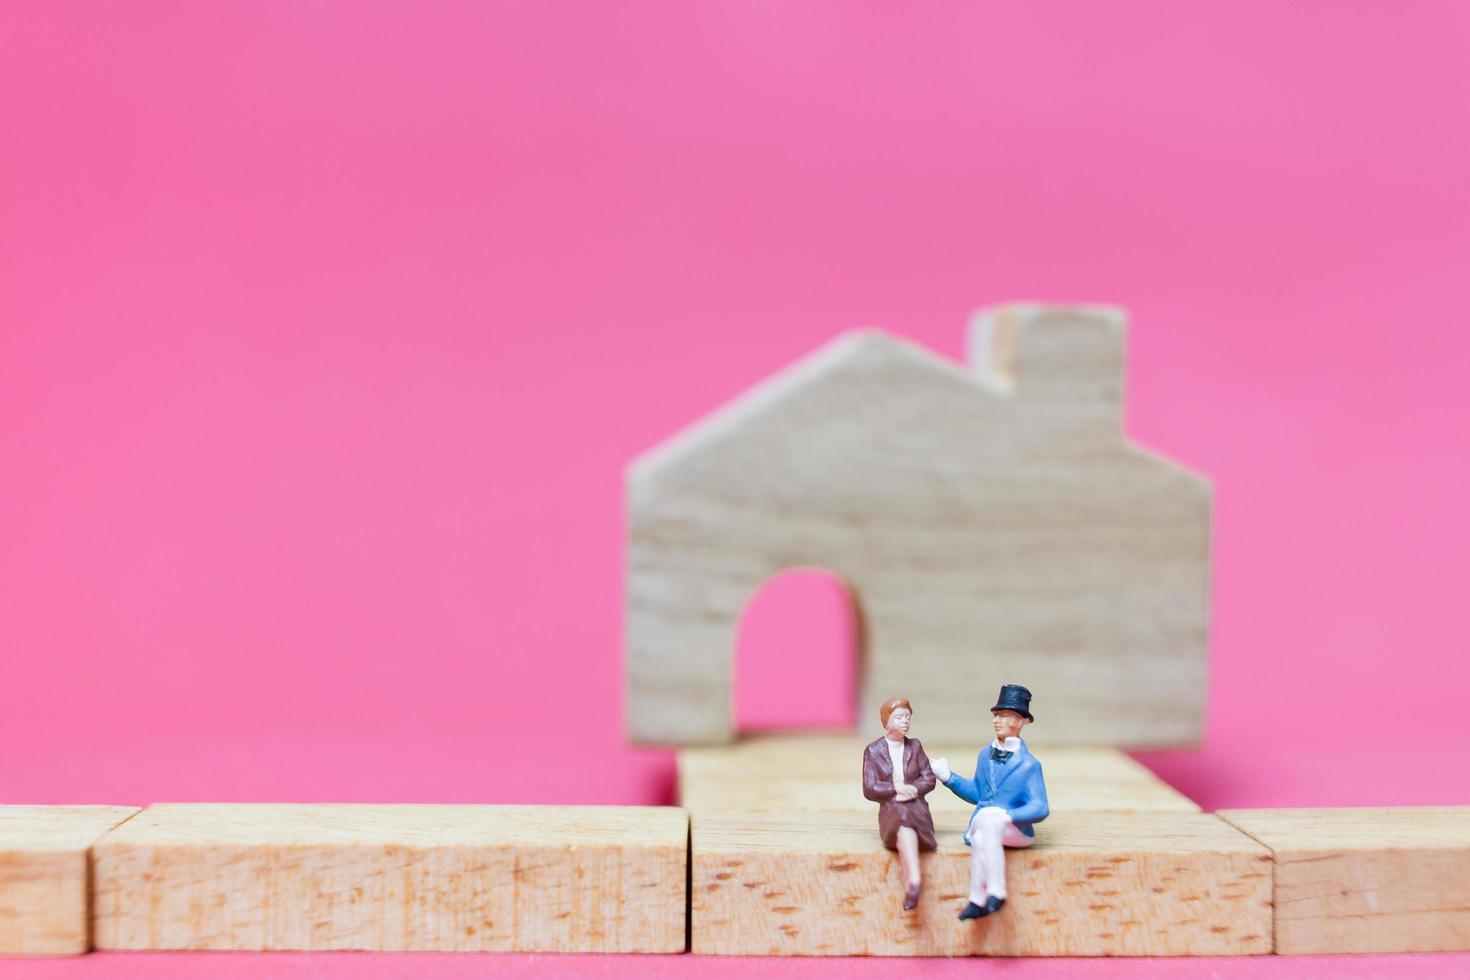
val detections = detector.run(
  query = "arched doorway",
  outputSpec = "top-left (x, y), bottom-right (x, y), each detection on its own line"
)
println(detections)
top-left (732, 567), bottom-right (861, 734)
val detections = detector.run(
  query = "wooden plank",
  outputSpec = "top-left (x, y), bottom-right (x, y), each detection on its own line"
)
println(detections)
top-left (679, 734), bottom-right (1201, 818)
top-left (91, 804), bottom-right (687, 953)
top-left (691, 809), bottom-right (1270, 956)
top-left (0, 805), bottom-right (140, 955)
top-left (1219, 807), bottom-right (1470, 954)
top-left (628, 304), bottom-right (1212, 748)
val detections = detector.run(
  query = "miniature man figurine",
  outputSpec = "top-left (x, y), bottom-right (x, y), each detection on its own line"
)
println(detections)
top-left (931, 684), bottom-right (1048, 920)
top-left (862, 697), bottom-right (938, 910)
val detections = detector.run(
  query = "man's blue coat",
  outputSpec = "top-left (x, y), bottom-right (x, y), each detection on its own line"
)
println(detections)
top-left (940, 739), bottom-right (1049, 844)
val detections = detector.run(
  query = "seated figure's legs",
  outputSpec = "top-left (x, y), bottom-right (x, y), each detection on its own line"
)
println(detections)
top-left (896, 825), bottom-right (922, 909)
top-left (966, 806), bottom-right (1034, 903)
top-left (895, 825), bottom-right (920, 887)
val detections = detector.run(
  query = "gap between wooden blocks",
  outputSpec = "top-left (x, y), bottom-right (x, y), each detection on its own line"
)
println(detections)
top-left (0, 806), bottom-right (140, 956)
top-left (1220, 807), bottom-right (1470, 955)
top-left (2, 804), bottom-right (687, 955)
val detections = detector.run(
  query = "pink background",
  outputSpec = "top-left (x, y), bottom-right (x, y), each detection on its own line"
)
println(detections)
top-left (3, 2), bottom-right (1469, 975)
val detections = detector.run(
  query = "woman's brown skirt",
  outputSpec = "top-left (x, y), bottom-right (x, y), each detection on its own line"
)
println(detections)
top-left (878, 798), bottom-right (937, 851)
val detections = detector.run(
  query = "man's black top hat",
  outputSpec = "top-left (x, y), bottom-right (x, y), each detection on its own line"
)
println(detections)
top-left (991, 683), bottom-right (1034, 722)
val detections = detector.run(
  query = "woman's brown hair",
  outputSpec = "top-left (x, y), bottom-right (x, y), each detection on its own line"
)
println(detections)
top-left (879, 697), bottom-right (912, 728)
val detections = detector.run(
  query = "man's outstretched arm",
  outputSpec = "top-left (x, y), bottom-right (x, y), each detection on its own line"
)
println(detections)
top-left (932, 755), bottom-right (982, 804)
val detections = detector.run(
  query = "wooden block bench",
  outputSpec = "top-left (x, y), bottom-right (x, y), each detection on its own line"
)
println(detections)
top-left (691, 808), bottom-right (1271, 956)
top-left (90, 803), bottom-right (687, 952)
top-left (1219, 807), bottom-right (1470, 954)
top-left (680, 734), bottom-right (1201, 819)
top-left (0, 805), bottom-right (140, 955)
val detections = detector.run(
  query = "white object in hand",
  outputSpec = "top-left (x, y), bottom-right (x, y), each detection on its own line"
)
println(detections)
top-left (932, 757), bottom-right (951, 783)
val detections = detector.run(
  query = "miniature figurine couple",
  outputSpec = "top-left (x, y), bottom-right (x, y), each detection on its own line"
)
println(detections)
top-left (862, 685), bottom-right (1048, 920)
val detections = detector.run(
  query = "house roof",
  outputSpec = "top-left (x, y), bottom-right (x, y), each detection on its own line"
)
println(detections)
top-left (629, 312), bottom-right (1209, 489)
top-left (628, 329), bottom-right (1002, 483)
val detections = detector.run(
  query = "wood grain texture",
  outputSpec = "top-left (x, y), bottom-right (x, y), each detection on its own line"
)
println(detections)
top-left (692, 809), bottom-right (1271, 956)
top-left (627, 304), bottom-right (1212, 747)
top-left (0, 805), bottom-right (140, 955)
top-left (91, 804), bottom-right (687, 953)
top-left (679, 734), bottom-right (1201, 819)
top-left (1219, 807), bottom-right (1470, 954)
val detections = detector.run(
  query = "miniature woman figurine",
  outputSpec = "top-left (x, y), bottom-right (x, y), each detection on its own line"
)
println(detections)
top-left (862, 697), bottom-right (938, 910)
top-left (931, 684), bottom-right (1049, 921)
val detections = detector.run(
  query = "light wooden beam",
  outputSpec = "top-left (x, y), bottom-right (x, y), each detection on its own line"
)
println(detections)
top-left (1219, 807), bottom-right (1470, 954)
top-left (91, 804), bottom-right (687, 953)
top-left (0, 805), bottom-right (139, 955)
top-left (691, 809), bottom-right (1271, 956)
top-left (679, 734), bottom-right (1201, 819)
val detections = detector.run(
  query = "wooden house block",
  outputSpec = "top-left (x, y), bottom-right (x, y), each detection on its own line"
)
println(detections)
top-left (628, 304), bottom-right (1212, 747)
top-left (691, 809), bottom-right (1270, 956)
top-left (91, 804), bottom-right (687, 953)
top-left (1219, 807), bottom-right (1470, 954)
top-left (679, 734), bottom-right (1201, 818)
top-left (0, 805), bottom-right (139, 955)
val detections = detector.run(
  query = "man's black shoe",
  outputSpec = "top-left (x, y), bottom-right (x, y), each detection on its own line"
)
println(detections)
top-left (958, 901), bottom-right (989, 921)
